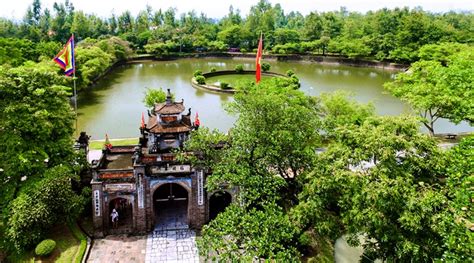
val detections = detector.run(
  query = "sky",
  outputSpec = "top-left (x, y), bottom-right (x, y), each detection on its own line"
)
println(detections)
top-left (1, 0), bottom-right (472, 20)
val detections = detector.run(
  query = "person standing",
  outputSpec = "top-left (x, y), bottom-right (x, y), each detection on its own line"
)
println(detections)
top-left (111, 208), bottom-right (119, 228)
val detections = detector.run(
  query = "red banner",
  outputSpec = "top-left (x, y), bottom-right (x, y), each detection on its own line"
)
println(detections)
top-left (256, 34), bottom-right (263, 83)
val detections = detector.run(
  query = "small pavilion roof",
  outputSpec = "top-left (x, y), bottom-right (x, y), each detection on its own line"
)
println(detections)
top-left (154, 101), bottom-right (185, 115)
top-left (154, 89), bottom-right (185, 115)
top-left (147, 115), bottom-right (192, 134)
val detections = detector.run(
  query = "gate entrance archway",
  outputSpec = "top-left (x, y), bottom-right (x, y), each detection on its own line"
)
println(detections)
top-left (209, 191), bottom-right (232, 221)
top-left (153, 183), bottom-right (189, 229)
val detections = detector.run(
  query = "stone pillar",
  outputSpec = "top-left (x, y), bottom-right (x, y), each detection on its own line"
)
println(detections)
top-left (134, 165), bottom-right (147, 234)
top-left (91, 180), bottom-right (104, 238)
top-left (145, 177), bottom-right (153, 232)
top-left (190, 169), bottom-right (206, 228)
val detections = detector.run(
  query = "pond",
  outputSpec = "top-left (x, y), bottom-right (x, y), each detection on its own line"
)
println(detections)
top-left (77, 57), bottom-right (472, 139)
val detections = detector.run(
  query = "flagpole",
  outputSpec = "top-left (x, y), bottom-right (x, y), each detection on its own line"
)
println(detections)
top-left (72, 33), bottom-right (78, 136)
top-left (73, 68), bottom-right (78, 135)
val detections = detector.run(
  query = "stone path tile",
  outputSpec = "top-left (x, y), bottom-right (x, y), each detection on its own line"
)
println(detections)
top-left (145, 229), bottom-right (199, 263)
top-left (87, 234), bottom-right (147, 263)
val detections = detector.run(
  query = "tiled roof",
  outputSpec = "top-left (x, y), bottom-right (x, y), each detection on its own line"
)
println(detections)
top-left (154, 101), bottom-right (185, 115)
top-left (147, 115), bottom-right (192, 134)
top-left (149, 123), bottom-right (192, 133)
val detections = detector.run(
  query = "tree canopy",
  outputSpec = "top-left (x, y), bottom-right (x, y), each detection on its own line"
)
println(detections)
top-left (385, 45), bottom-right (474, 135)
top-left (0, 65), bottom-right (85, 253)
top-left (1, 0), bottom-right (472, 62)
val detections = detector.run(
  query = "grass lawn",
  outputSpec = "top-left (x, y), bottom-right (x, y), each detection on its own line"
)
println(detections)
top-left (7, 223), bottom-right (85, 263)
top-left (205, 74), bottom-right (275, 87)
top-left (89, 137), bottom-right (139, 150)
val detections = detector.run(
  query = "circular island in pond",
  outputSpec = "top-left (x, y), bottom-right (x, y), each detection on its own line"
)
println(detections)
top-left (191, 70), bottom-right (291, 94)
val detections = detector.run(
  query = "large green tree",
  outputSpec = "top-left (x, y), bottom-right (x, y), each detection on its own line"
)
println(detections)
top-left (210, 79), bottom-right (321, 203)
top-left (4, 166), bottom-right (85, 251)
top-left (295, 116), bottom-right (447, 261)
top-left (189, 79), bottom-right (322, 260)
top-left (385, 45), bottom-right (474, 135)
top-left (198, 204), bottom-right (300, 261)
top-left (0, 66), bottom-right (75, 208)
top-left (435, 136), bottom-right (474, 261)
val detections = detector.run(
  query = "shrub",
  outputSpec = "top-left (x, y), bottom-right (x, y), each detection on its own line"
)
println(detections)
top-left (235, 64), bottom-right (244, 73)
top-left (290, 75), bottom-right (301, 88)
top-left (286, 70), bottom-right (295, 77)
top-left (210, 67), bottom-right (217, 73)
top-left (143, 88), bottom-right (168, 108)
top-left (261, 62), bottom-right (271, 72)
top-left (220, 82), bottom-right (230, 89)
top-left (193, 70), bottom-right (203, 77)
top-left (298, 232), bottom-right (312, 247)
top-left (35, 239), bottom-right (56, 257)
top-left (195, 75), bottom-right (206, 85)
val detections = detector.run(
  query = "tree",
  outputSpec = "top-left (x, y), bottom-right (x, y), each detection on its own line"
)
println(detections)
top-left (0, 65), bottom-right (75, 209)
top-left (117, 11), bottom-right (133, 34)
top-left (206, 78), bottom-right (321, 205)
top-left (198, 204), bottom-right (300, 261)
top-left (51, 2), bottom-right (70, 42)
top-left (385, 46), bottom-right (474, 135)
top-left (71, 11), bottom-right (91, 40)
top-left (4, 166), bottom-right (84, 251)
top-left (436, 136), bottom-right (474, 261)
top-left (319, 91), bottom-right (375, 137)
top-left (179, 127), bottom-right (228, 169)
top-left (143, 88), bottom-right (167, 108)
top-left (418, 42), bottom-right (468, 64)
top-left (273, 28), bottom-right (300, 45)
top-left (217, 25), bottom-right (242, 47)
top-left (295, 115), bottom-right (447, 261)
top-left (302, 12), bottom-right (323, 41)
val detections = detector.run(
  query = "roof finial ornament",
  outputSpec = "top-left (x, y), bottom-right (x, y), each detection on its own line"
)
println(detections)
top-left (166, 89), bottom-right (172, 105)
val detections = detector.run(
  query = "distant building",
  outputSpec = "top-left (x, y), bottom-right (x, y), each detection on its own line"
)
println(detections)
top-left (90, 89), bottom-right (235, 237)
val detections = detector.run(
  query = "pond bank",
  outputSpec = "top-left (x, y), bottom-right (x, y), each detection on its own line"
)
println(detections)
top-left (79, 52), bottom-right (404, 96)
top-left (127, 52), bottom-right (408, 71)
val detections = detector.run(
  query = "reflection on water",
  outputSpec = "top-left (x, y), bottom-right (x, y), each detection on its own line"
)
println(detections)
top-left (77, 58), bottom-right (472, 139)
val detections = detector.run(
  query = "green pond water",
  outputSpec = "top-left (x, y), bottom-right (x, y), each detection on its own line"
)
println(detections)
top-left (77, 57), bottom-right (472, 139)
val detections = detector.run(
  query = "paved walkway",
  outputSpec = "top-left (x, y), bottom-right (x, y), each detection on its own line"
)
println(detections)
top-left (88, 235), bottom-right (147, 263)
top-left (145, 229), bottom-right (199, 263)
top-left (145, 201), bottom-right (199, 262)
top-left (88, 200), bottom-right (200, 263)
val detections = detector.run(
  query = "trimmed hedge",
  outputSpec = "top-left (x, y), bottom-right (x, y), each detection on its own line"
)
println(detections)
top-left (220, 82), bottom-right (230, 90)
top-left (195, 75), bottom-right (206, 84)
top-left (234, 64), bottom-right (244, 73)
top-left (193, 69), bottom-right (203, 77)
top-left (35, 239), bottom-right (56, 257)
top-left (261, 62), bottom-right (271, 72)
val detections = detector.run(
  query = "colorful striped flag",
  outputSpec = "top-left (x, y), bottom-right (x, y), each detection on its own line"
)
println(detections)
top-left (53, 35), bottom-right (75, 76)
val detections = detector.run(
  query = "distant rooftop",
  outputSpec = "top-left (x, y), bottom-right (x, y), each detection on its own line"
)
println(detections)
top-left (103, 153), bottom-right (133, 170)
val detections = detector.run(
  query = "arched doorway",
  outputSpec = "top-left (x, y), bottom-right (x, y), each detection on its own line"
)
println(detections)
top-left (153, 183), bottom-right (189, 229)
top-left (108, 197), bottom-right (133, 231)
top-left (209, 191), bottom-right (232, 221)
